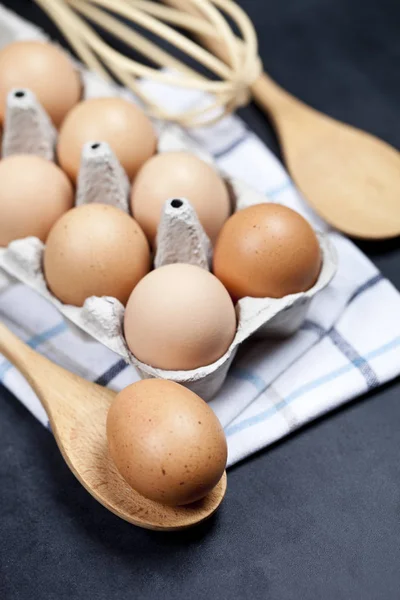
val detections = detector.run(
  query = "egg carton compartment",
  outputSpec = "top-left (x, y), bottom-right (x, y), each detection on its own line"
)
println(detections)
top-left (0, 43), bottom-right (337, 400)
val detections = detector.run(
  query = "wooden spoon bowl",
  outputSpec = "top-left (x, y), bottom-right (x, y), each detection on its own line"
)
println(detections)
top-left (252, 75), bottom-right (400, 240)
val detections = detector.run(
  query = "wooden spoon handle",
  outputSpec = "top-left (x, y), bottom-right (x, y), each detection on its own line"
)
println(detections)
top-left (0, 322), bottom-right (42, 383)
top-left (250, 72), bottom-right (301, 119)
top-left (0, 321), bottom-right (77, 417)
top-left (0, 322), bottom-right (59, 417)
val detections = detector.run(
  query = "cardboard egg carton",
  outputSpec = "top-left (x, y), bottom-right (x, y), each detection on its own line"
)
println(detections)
top-left (0, 7), bottom-right (337, 398)
top-left (0, 88), bottom-right (337, 399)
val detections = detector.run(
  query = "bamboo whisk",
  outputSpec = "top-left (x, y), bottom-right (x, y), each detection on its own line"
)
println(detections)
top-left (34, 0), bottom-right (262, 126)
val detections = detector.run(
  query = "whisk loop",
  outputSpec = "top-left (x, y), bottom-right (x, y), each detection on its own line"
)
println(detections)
top-left (34, 0), bottom-right (262, 126)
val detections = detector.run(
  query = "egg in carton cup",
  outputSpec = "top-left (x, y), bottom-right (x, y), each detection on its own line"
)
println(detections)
top-left (0, 86), bottom-right (337, 400)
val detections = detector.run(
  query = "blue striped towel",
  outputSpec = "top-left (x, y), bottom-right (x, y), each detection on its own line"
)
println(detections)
top-left (0, 4), bottom-right (400, 467)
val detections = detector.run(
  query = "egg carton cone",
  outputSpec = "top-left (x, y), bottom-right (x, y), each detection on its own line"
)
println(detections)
top-left (2, 88), bottom-right (56, 160)
top-left (0, 11), bottom-right (338, 399)
top-left (76, 141), bottom-right (130, 212)
top-left (154, 197), bottom-right (212, 270)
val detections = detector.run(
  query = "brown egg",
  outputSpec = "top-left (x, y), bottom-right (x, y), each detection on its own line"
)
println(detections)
top-left (124, 263), bottom-right (236, 370)
top-left (44, 203), bottom-right (150, 306)
top-left (107, 379), bottom-right (227, 506)
top-left (57, 98), bottom-right (157, 183)
top-left (130, 151), bottom-right (231, 246)
top-left (213, 203), bottom-right (322, 300)
top-left (0, 41), bottom-right (81, 127)
top-left (0, 154), bottom-right (74, 246)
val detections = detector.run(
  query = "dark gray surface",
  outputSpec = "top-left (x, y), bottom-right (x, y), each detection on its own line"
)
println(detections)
top-left (0, 1), bottom-right (399, 599)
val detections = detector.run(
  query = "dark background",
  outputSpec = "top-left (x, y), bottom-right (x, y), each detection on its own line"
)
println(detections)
top-left (1, 1), bottom-right (400, 598)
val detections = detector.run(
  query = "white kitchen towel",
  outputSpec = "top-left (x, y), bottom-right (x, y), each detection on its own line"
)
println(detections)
top-left (0, 5), bottom-right (399, 467)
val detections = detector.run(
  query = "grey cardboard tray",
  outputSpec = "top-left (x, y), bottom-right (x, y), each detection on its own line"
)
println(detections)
top-left (0, 6), bottom-right (337, 399)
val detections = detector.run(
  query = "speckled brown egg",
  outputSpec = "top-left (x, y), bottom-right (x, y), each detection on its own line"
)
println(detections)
top-left (43, 203), bottom-right (150, 306)
top-left (106, 379), bottom-right (227, 506)
top-left (57, 97), bottom-right (157, 183)
top-left (0, 154), bottom-right (74, 246)
top-left (130, 151), bottom-right (231, 247)
top-left (0, 41), bottom-right (81, 127)
top-left (213, 203), bottom-right (322, 300)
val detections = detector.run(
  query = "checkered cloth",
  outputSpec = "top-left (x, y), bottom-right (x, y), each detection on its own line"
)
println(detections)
top-left (0, 5), bottom-right (399, 467)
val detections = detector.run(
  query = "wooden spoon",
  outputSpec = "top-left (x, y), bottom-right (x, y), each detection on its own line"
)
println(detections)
top-left (251, 74), bottom-right (400, 240)
top-left (0, 322), bottom-right (226, 530)
top-left (38, 0), bottom-right (400, 239)
top-left (163, 0), bottom-right (400, 240)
